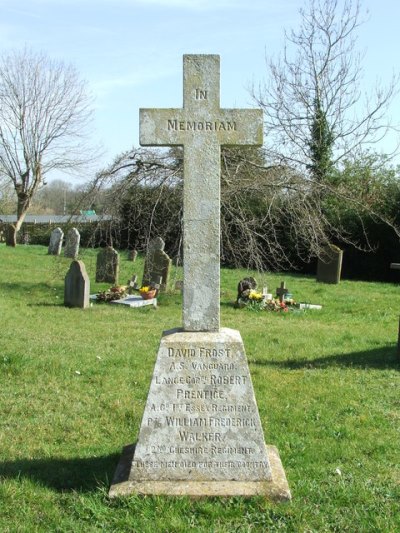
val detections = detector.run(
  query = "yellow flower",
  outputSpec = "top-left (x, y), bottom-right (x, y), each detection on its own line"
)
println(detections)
top-left (139, 286), bottom-right (150, 293)
top-left (249, 290), bottom-right (263, 300)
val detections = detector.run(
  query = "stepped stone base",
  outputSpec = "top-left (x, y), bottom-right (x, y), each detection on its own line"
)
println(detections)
top-left (109, 328), bottom-right (291, 501)
top-left (109, 443), bottom-right (290, 500)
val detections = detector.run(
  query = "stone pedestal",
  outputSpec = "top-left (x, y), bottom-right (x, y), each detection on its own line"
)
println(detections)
top-left (109, 328), bottom-right (290, 500)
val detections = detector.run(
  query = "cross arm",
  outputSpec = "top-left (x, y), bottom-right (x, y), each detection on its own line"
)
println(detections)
top-left (219, 109), bottom-right (263, 146)
top-left (140, 108), bottom-right (186, 146)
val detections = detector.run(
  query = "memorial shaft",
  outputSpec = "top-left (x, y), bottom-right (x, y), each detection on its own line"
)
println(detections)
top-left (139, 55), bottom-right (263, 331)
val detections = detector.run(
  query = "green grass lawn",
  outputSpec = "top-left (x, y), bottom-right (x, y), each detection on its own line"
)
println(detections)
top-left (0, 244), bottom-right (399, 532)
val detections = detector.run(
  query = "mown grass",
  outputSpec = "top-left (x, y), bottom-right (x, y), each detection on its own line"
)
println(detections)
top-left (0, 244), bottom-right (399, 532)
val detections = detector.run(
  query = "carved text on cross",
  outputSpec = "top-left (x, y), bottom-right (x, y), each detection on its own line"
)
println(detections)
top-left (139, 55), bottom-right (263, 331)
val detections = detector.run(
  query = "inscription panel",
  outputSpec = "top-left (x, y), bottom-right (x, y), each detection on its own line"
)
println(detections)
top-left (129, 328), bottom-right (272, 482)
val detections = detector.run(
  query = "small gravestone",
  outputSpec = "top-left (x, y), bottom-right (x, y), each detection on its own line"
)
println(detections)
top-left (48, 227), bottom-right (64, 255)
top-left (390, 264), bottom-right (400, 357)
top-left (142, 237), bottom-right (171, 292)
top-left (64, 260), bottom-right (90, 308)
top-left (317, 244), bottom-right (343, 284)
top-left (128, 249), bottom-right (138, 261)
top-left (237, 277), bottom-right (257, 303)
top-left (96, 246), bottom-right (120, 284)
top-left (64, 228), bottom-right (80, 259)
top-left (175, 280), bottom-right (183, 292)
top-left (110, 55), bottom-right (290, 501)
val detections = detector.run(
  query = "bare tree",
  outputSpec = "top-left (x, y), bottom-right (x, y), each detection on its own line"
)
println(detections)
top-left (0, 47), bottom-right (94, 245)
top-left (253, 0), bottom-right (399, 180)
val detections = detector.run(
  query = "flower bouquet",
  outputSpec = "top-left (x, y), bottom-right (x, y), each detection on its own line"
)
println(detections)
top-left (139, 286), bottom-right (157, 300)
top-left (96, 285), bottom-right (128, 302)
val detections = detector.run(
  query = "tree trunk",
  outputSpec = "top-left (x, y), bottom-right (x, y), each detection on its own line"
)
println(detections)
top-left (5, 224), bottom-right (17, 247)
top-left (5, 191), bottom-right (31, 246)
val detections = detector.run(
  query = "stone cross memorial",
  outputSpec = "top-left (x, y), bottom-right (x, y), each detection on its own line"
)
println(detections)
top-left (109, 55), bottom-right (290, 501)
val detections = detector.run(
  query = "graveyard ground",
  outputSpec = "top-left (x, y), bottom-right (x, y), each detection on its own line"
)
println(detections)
top-left (0, 244), bottom-right (399, 532)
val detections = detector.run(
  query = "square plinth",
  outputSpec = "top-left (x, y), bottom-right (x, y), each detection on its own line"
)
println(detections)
top-left (109, 443), bottom-right (291, 501)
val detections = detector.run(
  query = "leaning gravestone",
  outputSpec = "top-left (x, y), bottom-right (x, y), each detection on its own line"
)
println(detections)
top-left (96, 246), bottom-right (120, 284)
top-left (64, 228), bottom-right (80, 259)
top-left (142, 237), bottom-right (171, 292)
top-left (64, 260), bottom-right (90, 308)
top-left (109, 55), bottom-right (290, 500)
top-left (316, 244), bottom-right (343, 284)
top-left (48, 227), bottom-right (64, 256)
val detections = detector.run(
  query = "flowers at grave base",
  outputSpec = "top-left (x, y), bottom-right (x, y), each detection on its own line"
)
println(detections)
top-left (237, 294), bottom-right (296, 312)
top-left (139, 286), bottom-right (157, 300)
top-left (248, 289), bottom-right (263, 301)
top-left (96, 285), bottom-right (128, 302)
top-left (264, 298), bottom-right (290, 313)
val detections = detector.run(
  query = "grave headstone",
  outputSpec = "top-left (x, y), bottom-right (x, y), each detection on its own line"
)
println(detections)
top-left (64, 260), bottom-right (90, 308)
top-left (316, 244), bottom-right (343, 284)
top-left (390, 265), bottom-right (400, 358)
top-left (48, 227), bottom-right (64, 256)
top-left (174, 280), bottom-right (183, 292)
top-left (142, 237), bottom-right (171, 292)
top-left (237, 277), bottom-right (257, 303)
top-left (64, 228), bottom-right (80, 259)
top-left (109, 55), bottom-right (290, 501)
top-left (128, 249), bottom-right (138, 262)
top-left (96, 246), bottom-right (120, 284)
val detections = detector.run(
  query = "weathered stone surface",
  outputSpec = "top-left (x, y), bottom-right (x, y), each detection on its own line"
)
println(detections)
top-left (142, 237), bottom-right (171, 292)
top-left (128, 249), bottom-right (138, 261)
top-left (48, 227), bottom-right (64, 255)
top-left (96, 246), bottom-right (120, 284)
top-left (125, 329), bottom-right (270, 481)
top-left (237, 277), bottom-right (257, 302)
top-left (64, 228), bottom-right (80, 259)
top-left (316, 244), bottom-right (343, 284)
top-left (64, 260), bottom-right (90, 308)
top-left (110, 54), bottom-right (290, 502)
top-left (109, 444), bottom-right (290, 500)
top-left (140, 55), bottom-right (263, 331)
top-left (110, 328), bottom-right (290, 499)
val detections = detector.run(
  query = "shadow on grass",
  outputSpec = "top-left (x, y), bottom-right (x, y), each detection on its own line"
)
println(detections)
top-left (252, 346), bottom-right (399, 370)
top-left (27, 302), bottom-right (64, 308)
top-left (0, 451), bottom-right (120, 492)
top-left (0, 281), bottom-right (57, 294)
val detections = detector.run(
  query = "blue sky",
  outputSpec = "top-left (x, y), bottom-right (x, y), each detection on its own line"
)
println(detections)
top-left (1, 0), bottom-right (399, 182)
